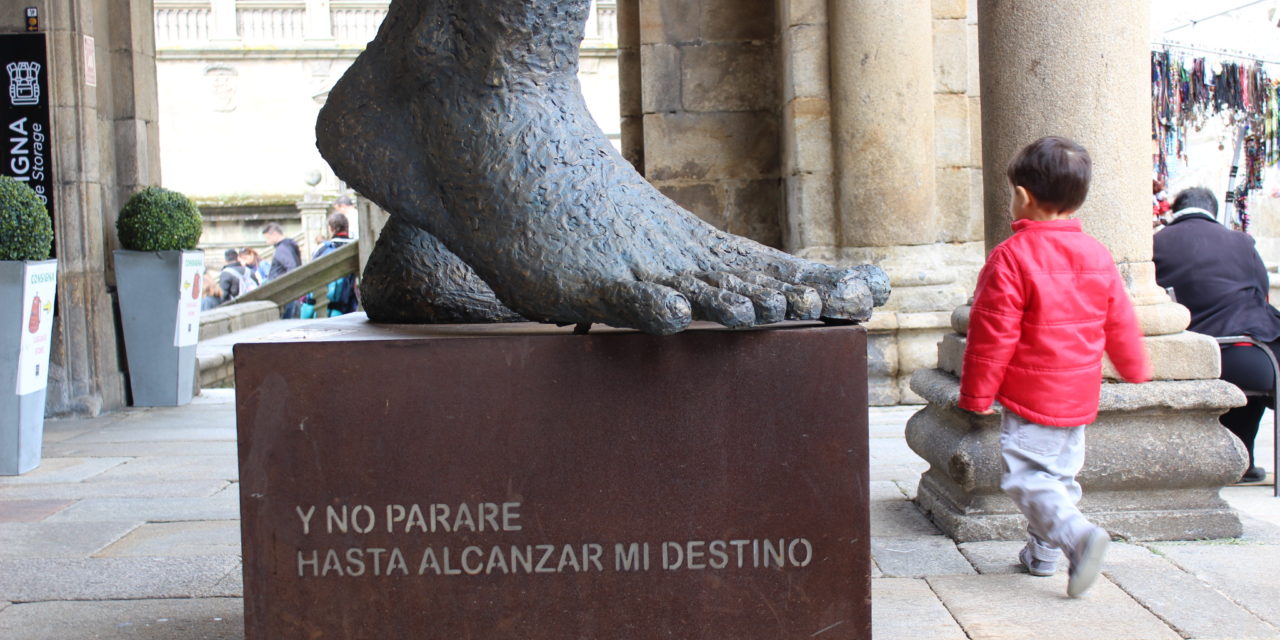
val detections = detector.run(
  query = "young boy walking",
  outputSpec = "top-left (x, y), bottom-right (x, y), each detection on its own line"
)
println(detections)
top-left (958, 136), bottom-right (1151, 597)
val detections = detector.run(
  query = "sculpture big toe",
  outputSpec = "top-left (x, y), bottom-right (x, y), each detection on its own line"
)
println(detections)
top-left (317, 0), bottom-right (889, 335)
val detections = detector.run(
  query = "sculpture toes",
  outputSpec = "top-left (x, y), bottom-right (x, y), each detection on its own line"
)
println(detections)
top-left (847, 264), bottom-right (891, 307)
top-left (598, 280), bottom-right (692, 336)
top-left (665, 275), bottom-right (756, 329)
top-left (796, 267), bottom-right (875, 322)
top-left (736, 272), bottom-right (822, 320)
top-left (698, 272), bottom-right (787, 324)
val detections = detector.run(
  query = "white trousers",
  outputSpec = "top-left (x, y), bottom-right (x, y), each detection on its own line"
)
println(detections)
top-left (999, 411), bottom-right (1095, 562)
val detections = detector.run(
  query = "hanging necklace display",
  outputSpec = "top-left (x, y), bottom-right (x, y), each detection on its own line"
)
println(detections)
top-left (1151, 45), bottom-right (1278, 233)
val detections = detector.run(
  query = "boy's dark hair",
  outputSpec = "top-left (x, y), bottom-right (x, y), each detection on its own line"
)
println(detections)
top-left (327, 212), bottom-right (349, 234)
top-left (224, 248), bottom-right (240, 262)
top-left (1170, 187), bottom-right (1218, 215)
top-left (261, 222), bottom-right (283, 236)
top-left (1006, 136), bottom-right (1092, 213)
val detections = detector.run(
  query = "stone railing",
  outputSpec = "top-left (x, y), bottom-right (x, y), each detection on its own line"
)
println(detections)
top-left (228, 239), bottom-right (360, 318)
top-left (155, 0), bottom-right (388, 47)
top-left (584, 0), bottom-right (617, 45)
top-left (156, 0), bottom-right (615, 49)
top-left (237, 3), bottom-right (307, 44)
top-left (332, 4), bottom-right (387, 44)
top-left (155, 3), bottom-right (212, 48)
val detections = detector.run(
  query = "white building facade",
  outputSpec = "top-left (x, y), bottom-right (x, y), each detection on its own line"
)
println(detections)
top-left (155, 0), bottom-right (620, 203)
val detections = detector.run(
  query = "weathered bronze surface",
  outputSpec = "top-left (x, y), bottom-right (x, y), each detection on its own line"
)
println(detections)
top-left (236, 318), bottom-right (871, 639)
top-left (316, 0), bottom-right (889, 334)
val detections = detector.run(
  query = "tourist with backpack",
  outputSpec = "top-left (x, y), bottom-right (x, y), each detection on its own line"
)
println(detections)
top-left (300, 212), bottom-right (358, 318)
top-left (217, 248), bottom-right (254, 302)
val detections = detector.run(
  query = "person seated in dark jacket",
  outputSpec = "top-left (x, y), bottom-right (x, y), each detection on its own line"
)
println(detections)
top-left (1154, 187), bottom-right (1279, 483)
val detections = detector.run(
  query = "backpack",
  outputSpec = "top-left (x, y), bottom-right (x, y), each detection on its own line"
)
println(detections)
top-left (222, 264), bottom-right (257, 300)
top-left (238, 268), bottom-right (260, 295)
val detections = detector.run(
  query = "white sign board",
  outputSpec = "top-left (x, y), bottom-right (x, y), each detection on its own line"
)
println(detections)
top-left (174, 252), bottom-right (204, 347)
top-left (16, 261), bottom-right (56, 395)
top-left (83, 35), bottom-right (95, 87)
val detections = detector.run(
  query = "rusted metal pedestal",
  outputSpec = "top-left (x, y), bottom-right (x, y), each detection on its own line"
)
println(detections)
top-left (235, 317), bottom-right (870, 639)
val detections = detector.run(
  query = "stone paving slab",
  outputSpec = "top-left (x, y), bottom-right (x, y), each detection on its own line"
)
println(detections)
top-left (41, 412), bottom-right (130, 434)
top-left (0, 556), bottom-right (242, 601)
top-left (928, 573), bottom-right (1181, 640)
top-left (96, 521), bottom-right (242, 558)
top-left (0, 521), bottom-right (139, 558)
top-left (1104, 547), bottom-right (1279, 639)
top-left (0, 598), bottom-right (244, 640)
top-left (1223, 486), bottom-right (1280, 543)
top-left (872, 536), bottom-right (975, 578)
top-left (42, 440), bottom-right (239, 458)
top-left (58, 427), bottom-right (236, 444)
top-left (87, 456), bottom-right (239, 483)
top-left (46, 492), bottom-right (240, 523)
top-left (871, 481), bottom-right (943, 538)
top-left (0, 499), bottom-right (74, 523)
top-left (957, 540), bottom-right (1038, 575)
top-left (872, 578), bottom-right (966, 640)
top-left (1153, 542), bottom-right (1280, 628)
top-left (869, 407), bottom-right (920, 437)
top-left (0, 480), bottom-right (230, 501)
top-left (870, 438), bottom-right (929, 481)
top-left (0, 457), bottom-right (128, 484)
top-left (211, 559), bottom-right (244, 597)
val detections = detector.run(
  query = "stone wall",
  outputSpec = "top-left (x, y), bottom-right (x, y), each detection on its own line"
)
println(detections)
top-left (621, 0), bottom-right (987, 404)
top-left (626, 0), bottom-right (784, 248)
top-left (0, 0), bottom-right (162, 415)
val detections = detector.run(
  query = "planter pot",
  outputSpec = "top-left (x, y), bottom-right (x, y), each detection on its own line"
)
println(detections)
top-left (115, 250), bottom-right (204, 407)
top-left (0, 259), bottom-right (57, 475)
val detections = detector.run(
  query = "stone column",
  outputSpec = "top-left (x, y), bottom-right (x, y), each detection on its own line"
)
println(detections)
top-left (907, 0), bottom-right (1248, 541)
top-left (828, 0), bottom-right (936, 250)
top-left (824, 1), bottom-right (972, 404)
top-left (297, 194), bottom-right (328, 262)
top-left (615, 0), bottom-right (643, 172)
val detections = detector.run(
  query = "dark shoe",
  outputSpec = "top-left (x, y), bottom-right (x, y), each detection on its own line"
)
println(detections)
top-left (1240, 466), bottom-right (1267, 484)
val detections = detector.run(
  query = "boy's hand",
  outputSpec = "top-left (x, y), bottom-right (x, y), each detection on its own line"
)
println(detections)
top-left (968, 407), bottom-right (996, 416)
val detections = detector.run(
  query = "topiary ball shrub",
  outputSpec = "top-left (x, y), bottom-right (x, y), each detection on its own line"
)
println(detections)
top-left (116, 186), bottom-right (203, 251)
top-left (0, 175), bottom-right (53, 261)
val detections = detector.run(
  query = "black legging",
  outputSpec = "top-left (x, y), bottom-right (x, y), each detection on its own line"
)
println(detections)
top-left (1219, 341), bottom-right (1278, 469)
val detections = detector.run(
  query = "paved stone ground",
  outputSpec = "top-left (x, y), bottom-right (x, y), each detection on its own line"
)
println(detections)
top-left (0, 396), bottom-right (1276, 638)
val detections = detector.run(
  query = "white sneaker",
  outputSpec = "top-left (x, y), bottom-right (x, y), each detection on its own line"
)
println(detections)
top-left (1067, 527), bottom-right (1110, 597)
top-left (1019, 544), bottom-right (1057, 577)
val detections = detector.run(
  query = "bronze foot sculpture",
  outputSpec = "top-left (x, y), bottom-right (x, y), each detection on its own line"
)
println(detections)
top-left (317, 0), bottom-right (889, 335)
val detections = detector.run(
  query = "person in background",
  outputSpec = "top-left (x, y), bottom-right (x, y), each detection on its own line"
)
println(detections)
top-left (1154, 186), bottom-right (1277, 484)
top-left (300, 212), bottom-right (359, 317)
top-left (238, 247), bottom-right (264, 288)
top-left (262, 222), bottom-right (302, 318)
top-left (200, 270), bottom-right (224, 311)
top-left (316, 195), bottom-right (358, 245)
top-left (217, 248), bottom-right (248, 301)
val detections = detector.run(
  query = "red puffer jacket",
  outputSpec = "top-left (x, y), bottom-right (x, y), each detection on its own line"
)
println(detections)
top-left (958, 218), bottom-right (1151, 426)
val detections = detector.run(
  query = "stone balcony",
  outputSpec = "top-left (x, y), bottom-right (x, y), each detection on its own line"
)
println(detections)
top-left (154, 0), bottom-right (618, 50)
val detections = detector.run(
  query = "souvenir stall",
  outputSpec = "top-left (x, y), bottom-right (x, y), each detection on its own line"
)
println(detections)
top-left (1152, 45), bottom-right (1279, 231)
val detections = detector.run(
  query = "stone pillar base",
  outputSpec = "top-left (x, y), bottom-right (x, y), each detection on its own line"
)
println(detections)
top-left (907, 368), bottom-right (1249, 542)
